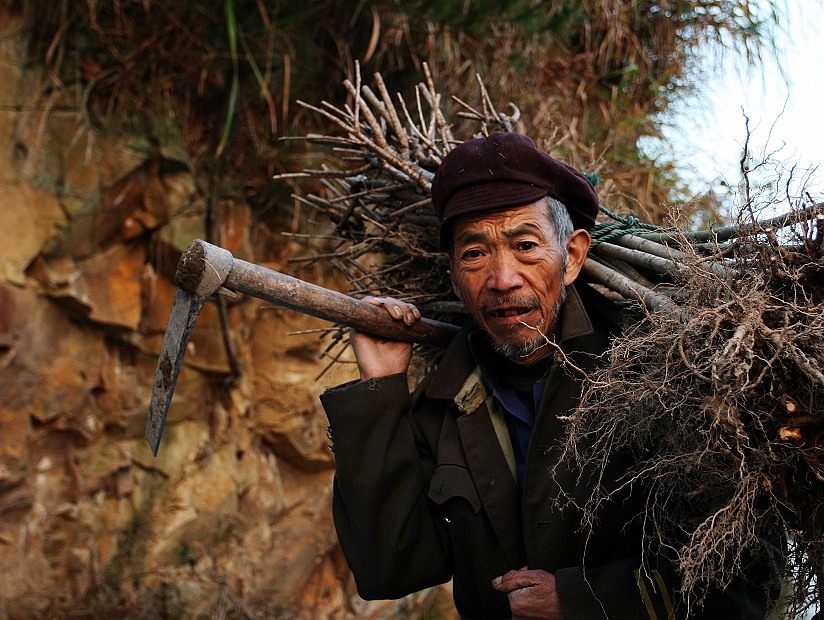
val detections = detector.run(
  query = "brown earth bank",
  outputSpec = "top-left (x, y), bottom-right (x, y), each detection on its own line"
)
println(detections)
top-left (0, 11), bottom-right (454, 619)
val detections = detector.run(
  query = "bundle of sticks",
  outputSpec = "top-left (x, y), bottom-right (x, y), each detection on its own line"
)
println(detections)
top-left (279, 62), bottom-right (820, 319)
top-left (278, 63), bottom-right (824, 614)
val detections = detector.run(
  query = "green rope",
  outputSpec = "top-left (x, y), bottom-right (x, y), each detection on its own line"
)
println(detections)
top-left (590, 206), bottom-right (669, 247)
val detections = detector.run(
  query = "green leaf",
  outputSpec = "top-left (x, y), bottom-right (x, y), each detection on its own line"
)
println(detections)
top-left (216, 0), bottom-right (240, 159)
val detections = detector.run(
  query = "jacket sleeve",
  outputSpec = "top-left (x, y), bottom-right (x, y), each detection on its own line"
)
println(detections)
top-left (320, 373), bottom-right (453, 600)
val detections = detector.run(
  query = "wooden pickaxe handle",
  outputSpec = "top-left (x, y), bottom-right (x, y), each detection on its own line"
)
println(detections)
top-left (146, 239), bottom-right (460, 456)
top-left (205, 246), bottom-right (459, 348)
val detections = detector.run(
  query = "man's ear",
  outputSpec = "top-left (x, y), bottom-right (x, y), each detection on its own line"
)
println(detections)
top-left (563, 229), bottom-right (591, 286)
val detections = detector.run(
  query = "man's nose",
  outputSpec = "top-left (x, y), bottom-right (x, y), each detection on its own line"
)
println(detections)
top-left (487, 251), bottom-right (524, 291)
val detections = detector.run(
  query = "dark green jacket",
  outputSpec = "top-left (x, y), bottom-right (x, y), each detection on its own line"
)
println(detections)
top-left (321, 285), bottom-right (772, 619)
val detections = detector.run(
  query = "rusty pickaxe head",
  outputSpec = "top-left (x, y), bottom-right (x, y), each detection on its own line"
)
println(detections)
top-left (145, 240), bottom-right (233, 456)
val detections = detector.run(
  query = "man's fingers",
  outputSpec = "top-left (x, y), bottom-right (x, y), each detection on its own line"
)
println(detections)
top-left (403, 305), bottom-right (421, 325)
top-left (359, 295), bottom-right (386, 308)
top-left (360, 295), bottom-right (420, 326)
top-left (491, 569), bottom-right (540, 593)
top-left (493, 569), bottom-right (564, 619)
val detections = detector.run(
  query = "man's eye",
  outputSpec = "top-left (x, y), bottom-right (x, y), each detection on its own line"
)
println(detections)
top-left (461, 249), bottom-right (483, 260)
top-left (516, 241), bottom-right (538, 251)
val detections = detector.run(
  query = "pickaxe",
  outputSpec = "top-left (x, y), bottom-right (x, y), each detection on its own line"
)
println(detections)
top-left (146, 239), bottom-right (459, 456)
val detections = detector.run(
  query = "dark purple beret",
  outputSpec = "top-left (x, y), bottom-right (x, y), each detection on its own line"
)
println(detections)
top-left (431, 132), bottom-right (600, 246)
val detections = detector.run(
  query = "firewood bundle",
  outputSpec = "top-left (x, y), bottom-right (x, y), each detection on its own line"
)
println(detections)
top-left (279, 63), bottom-right (820, 319)
top-left (278, 63), bottom-right (824, 615)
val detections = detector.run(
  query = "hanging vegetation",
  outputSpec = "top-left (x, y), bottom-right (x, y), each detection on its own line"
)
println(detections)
top-left (17, 0), bottom-right (778, 220)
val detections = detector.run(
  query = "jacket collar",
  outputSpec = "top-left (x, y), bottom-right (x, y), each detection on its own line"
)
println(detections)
top-left (425, 284), bottom-right (595, 403)
top-left (555, 282), bottom-right (596, 345)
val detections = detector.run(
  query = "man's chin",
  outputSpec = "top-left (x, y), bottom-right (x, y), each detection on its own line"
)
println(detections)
top-left (489, 335), bottom-right (549, 363)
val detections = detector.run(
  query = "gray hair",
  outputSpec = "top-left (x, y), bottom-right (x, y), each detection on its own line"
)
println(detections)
top-left (544, 196), bottom-right (573, 270)
top-left (544, 196), bottom-right (574, 250)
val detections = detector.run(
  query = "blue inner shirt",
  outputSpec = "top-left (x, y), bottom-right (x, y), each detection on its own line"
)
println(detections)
top-left (469, 333), bottom-right (552, 489)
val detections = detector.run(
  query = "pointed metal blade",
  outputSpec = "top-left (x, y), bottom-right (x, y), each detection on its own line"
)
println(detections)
top-left (145, 288), bottom-right (207, 456)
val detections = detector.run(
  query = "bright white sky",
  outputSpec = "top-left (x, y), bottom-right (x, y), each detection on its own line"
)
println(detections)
top-left (649, 0), bottom-right (824, 214)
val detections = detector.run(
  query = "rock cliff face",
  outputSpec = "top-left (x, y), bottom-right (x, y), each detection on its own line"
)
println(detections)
top-left (0, 11), bottom-right (453, 619)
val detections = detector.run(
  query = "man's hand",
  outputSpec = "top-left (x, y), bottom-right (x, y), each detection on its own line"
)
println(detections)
top-left (350, 296), bottom-right (421, 380)
top-left (492, 567), bottom-right (565, 620)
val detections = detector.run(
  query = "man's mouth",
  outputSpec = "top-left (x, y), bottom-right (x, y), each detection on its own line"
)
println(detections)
top-left (481, 298), bottom-right (541, 322)
top-left (488, 306), bottom-right (532, 318)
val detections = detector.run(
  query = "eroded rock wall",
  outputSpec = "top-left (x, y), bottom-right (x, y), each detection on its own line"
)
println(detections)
top-left (0, 10), bottom-right (453, 619)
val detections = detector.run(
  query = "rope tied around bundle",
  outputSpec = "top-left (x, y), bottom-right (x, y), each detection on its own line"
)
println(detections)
top-left (591, 206), bottom-right (670, 247)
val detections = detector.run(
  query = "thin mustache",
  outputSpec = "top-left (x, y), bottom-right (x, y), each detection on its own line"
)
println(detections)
top-left (478, 297), bottom-right (540, 314)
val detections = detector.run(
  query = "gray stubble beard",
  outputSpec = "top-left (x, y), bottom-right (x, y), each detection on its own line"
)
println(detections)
top-left (489, 285), bottom-right (568, 363)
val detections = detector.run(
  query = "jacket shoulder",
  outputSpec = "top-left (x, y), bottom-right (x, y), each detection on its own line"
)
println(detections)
top-left (574, 280), bottom-right (630, 339)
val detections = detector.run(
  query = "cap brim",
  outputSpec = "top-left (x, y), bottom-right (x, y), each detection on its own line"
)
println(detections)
top-left (439, 181), bottom-right (548, 249)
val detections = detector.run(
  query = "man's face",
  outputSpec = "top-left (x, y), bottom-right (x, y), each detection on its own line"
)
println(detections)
top-left (449, 200), bottom-right (572, 365)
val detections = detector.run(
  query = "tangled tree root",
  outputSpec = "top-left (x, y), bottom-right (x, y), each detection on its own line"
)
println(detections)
top-left (561, 203), bottom-right (824, 616)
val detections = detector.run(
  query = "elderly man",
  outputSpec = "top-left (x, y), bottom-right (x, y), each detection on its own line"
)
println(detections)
top-left (320, 132), bottom-right (774, 619)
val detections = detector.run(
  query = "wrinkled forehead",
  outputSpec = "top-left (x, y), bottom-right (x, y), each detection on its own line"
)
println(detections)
top-left (448, 200), bottom-right (558, 251)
